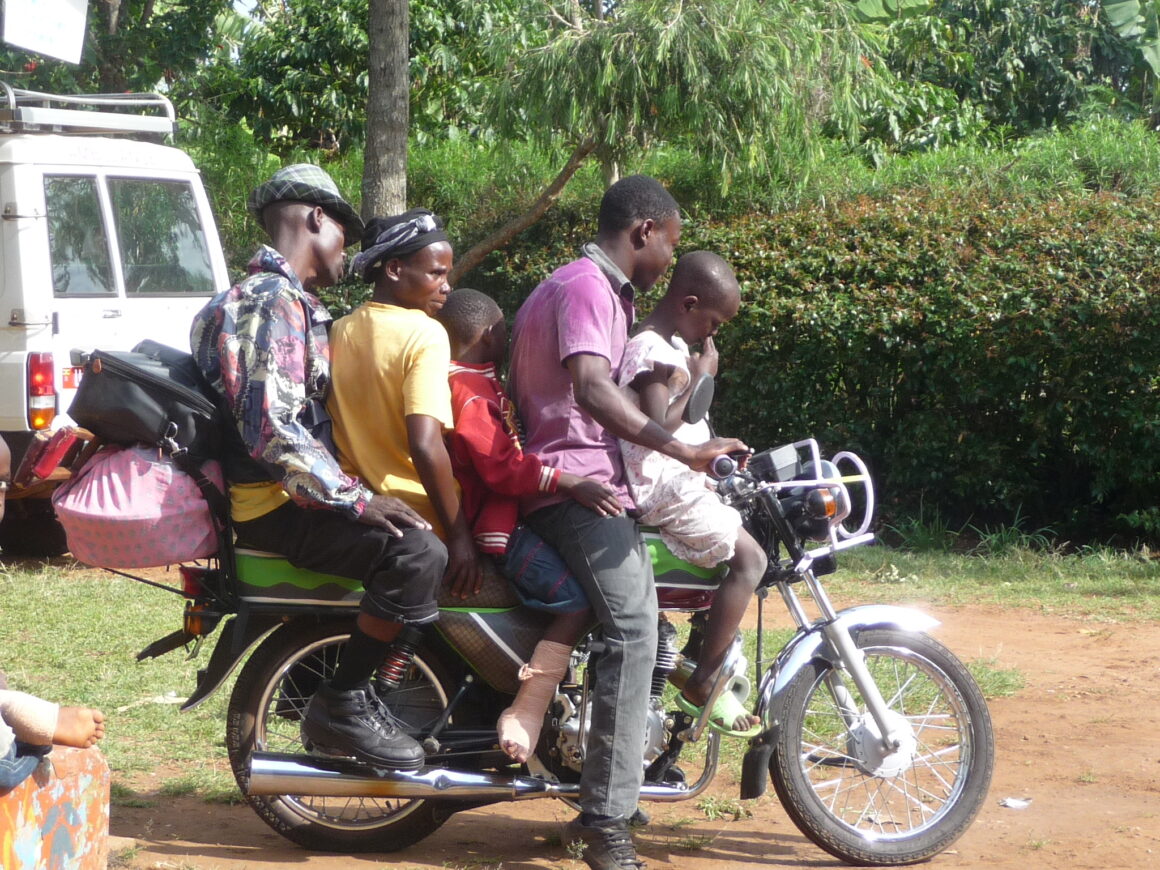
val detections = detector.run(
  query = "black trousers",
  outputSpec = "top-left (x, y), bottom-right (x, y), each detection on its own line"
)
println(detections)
top-left (235, 501), bottom-right (446, 625)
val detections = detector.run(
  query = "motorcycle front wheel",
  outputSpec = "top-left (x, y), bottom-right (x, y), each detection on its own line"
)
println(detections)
top-left (770, 628), bottom-right (994, 866)
top-left (225, 619), bottom-right (453, 852)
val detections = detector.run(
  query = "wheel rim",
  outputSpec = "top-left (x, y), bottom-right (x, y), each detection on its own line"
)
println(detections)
top-left (796, 643), bottom-right (975, 841)
top-left (253, 632), bottom-right (448, 831)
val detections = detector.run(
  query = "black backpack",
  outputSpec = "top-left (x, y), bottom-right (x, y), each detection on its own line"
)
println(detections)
top-left (67, 339), bottom-right (227, 524)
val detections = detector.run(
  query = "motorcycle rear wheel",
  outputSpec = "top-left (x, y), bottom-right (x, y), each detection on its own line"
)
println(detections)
top-left (770, 628), bottom-right (994, 865)
top-left (226, 618), bottom-right (453, 852)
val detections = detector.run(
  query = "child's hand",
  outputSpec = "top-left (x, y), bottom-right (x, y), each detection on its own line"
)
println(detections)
top-left (559, 473), bottom-right (623, 517)
top-left (689, 334), bottom-right (719, 379)
top-left (445, 530), bottom-right (483, 599)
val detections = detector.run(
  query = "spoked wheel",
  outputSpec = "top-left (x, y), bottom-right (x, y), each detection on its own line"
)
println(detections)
top-left (226, 619), bottom-right (452, 852)
top-left (770, 628), bottom-right (994, 865)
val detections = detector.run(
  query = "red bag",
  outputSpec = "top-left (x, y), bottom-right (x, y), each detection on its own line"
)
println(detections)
top-left (51, 445), bottom-right (223, 568)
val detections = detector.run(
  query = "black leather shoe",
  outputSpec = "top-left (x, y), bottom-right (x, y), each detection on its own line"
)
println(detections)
top-left (301, 681), bottom-right (425, 770)
top-left (563, 815), bottom-right (645, 870)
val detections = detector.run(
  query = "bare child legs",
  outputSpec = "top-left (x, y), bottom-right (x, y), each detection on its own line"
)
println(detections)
top-left (678, 528), bottom-right (767, 731)
top-left (497, 608), bottom-right (590, 762)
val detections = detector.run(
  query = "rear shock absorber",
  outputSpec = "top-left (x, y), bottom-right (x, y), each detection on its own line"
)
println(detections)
top-left (651, 615), bottom-right (679, 699)
top-left (375, 625), bottom-right (423, 690)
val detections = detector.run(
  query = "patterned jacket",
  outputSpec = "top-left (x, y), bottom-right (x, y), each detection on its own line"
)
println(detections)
top-left (190, 246), bottom-right (372, 518)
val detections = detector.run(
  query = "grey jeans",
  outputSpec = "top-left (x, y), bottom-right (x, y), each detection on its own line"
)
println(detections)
top-left (526, 501), bottom-right (658, 819)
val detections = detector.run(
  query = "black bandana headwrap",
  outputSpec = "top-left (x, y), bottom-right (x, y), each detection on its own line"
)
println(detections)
top-left (350, 208), bottom-right (449, 282)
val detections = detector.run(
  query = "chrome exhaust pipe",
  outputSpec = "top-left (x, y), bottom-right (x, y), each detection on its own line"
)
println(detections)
top-left (249, 751), bottom-right (563, 800)
top-left (248, 751), bottom-right (710, 801)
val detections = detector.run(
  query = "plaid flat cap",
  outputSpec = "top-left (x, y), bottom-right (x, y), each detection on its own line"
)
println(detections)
top-left (248, 163), bottom-right (364, 246)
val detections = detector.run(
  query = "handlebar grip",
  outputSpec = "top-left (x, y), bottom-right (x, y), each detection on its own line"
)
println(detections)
top-left (709, 454), bottom-right (738, 479)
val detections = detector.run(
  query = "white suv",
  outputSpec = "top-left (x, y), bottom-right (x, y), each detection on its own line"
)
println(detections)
top-left (0, 84), bottom-right (230, 554)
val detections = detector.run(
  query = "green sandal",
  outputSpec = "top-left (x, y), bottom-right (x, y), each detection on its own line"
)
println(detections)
top-left (675, 690), bottom-right (762, 739)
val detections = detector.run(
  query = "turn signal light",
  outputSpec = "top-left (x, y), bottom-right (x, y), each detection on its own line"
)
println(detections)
top-left (805, 488), bottom-right (838, 519)
top-left (183, 601), bottom-right (221, 638)
top-left (27, 352), bottom-right (56, 429)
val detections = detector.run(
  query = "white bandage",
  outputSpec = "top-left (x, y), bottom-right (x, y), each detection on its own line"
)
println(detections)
top-left (0, 689), bottom-right (59, 746)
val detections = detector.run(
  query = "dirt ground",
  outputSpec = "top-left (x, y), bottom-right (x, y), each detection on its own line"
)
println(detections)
top-left (110, 602), bottom-right (1160, 870)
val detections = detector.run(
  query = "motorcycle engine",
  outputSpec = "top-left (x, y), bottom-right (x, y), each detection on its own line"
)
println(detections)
top-left (530, 619), bottom-right (679, 780)
top-left (540, 690), bottom-right (670, 777)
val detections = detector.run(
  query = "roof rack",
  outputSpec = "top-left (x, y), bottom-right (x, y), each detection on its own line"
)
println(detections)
top-left (0, 81), bottom-right (176, 136)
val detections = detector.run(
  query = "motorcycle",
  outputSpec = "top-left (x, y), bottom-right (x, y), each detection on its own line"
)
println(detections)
top-left (120, 396), bottom-right (993, 866)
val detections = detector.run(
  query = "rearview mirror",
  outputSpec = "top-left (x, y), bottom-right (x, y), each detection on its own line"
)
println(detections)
top-left (683, 372), bottom-right (715, 424)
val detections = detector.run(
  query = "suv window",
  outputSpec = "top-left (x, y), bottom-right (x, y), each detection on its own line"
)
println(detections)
top-left (109, 177), bottom-right (216, 296)
top-left (45, 175), bottom-right (116, 297)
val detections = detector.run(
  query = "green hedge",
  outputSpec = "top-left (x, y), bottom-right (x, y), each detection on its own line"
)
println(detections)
top-left (473, 189), bottom-right (1160, 542)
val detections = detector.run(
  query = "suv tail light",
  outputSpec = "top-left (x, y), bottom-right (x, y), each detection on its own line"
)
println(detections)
top-left (28, 352), bottom-right (56, 429)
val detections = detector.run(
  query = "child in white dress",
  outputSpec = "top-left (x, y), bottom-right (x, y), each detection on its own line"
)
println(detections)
top-left (619, 251), bottom-right (767, 736)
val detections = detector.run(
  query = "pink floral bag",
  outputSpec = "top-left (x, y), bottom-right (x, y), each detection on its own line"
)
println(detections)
top-left (52, 444), bottom-right (224, 568)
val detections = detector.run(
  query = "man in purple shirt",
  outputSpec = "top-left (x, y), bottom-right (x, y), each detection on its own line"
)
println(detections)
top-left (509, 175), bottom-right (745, 870)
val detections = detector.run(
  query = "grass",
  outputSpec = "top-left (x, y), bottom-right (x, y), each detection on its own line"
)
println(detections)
top-left (0, 559), bottom-right (229, 787)
top-left (832, 544), bottom-right (1160, 622)
top-left (2, 538), bottom-right (1156, 806)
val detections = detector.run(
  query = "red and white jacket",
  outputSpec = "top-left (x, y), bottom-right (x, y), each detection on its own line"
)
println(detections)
top-left (446, 362), bottom-right (560, 554)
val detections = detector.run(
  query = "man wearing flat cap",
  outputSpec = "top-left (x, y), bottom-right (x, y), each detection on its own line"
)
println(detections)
top-left (191, 164), bottom-right (446, 771)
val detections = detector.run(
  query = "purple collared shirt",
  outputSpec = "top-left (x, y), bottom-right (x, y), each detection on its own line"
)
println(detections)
top-left (509, 252), bottom-right (637, 514)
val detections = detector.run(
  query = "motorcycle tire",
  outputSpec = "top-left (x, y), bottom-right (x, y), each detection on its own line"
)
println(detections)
top-left (770, 628), bottom-right (994, 866)
top-left (225, 618), bottom-right (454, 852)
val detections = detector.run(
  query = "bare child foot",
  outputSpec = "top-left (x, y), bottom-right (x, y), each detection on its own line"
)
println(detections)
top-left (497, 708), bottom-right (539, 763)
top-left (53, 706), bottom-right (105, 748)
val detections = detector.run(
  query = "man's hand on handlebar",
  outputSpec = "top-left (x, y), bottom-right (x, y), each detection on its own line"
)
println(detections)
top-left (358, 494), bottom-right (433, 537)
top-left (682, 437), bottom-right (750, 474)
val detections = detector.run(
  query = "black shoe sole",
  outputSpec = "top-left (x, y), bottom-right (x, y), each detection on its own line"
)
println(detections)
top-left (302, 738), bottom-right (426, 771)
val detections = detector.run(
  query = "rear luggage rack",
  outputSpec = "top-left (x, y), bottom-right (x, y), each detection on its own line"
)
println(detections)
top-left (0, 81), bottom-right (175, 136)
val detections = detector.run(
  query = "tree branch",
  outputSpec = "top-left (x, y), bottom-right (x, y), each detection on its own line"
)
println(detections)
top-left (449, 137), bottom-right (597, 285)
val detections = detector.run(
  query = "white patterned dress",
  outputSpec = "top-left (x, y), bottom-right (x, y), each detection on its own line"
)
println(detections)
top-left (618, 330), bottom-right (742, 568)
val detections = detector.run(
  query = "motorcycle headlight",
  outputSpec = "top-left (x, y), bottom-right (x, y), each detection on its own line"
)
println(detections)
top-left (780, 461), bottom-right (853, 541)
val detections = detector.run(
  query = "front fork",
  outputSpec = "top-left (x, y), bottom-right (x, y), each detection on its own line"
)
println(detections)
top-left (785, 569), bottom-right (918, 751)
top-left (753, 577), bottom-right (940, 745)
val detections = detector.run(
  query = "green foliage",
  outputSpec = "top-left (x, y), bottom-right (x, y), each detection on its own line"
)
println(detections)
top-left (0, 0), bottom-right (231, 93)
top-left (687, 132), bottom-right (1160, 542)
top-left (187, 0), bottom-right (370, 152)
top-left (877, 0), bottom-right (1143, 133)
top-left (852, 0), bottom-right (936, 21)
top-left (487, 0), bottom-right (880, 187)
top-left (883, 498), bottom-right (965, 551)
top-left (1103, 0), bottom-right (1160, 76)
top-left (968, 508), bottom-right (1058, 556)
top-left (185, 0), bottom-right (532, 152)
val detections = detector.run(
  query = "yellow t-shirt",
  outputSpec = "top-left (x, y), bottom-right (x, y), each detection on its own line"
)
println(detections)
top-left (328, 302), bottom-right (455, 536)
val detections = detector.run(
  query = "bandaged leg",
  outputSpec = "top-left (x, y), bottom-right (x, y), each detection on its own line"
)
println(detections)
top-left (497, 640), bottom-right (571, 763)
top-left (0, 689), bottom-right (104, 748)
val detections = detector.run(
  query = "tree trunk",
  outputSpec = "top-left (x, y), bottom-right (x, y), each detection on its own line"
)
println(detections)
top-left (363, 0), bottom-right (409, 219)
top-left (601, 157), bottom-right (620, 187)
top-left (449, 138), bottom-right (598, 285)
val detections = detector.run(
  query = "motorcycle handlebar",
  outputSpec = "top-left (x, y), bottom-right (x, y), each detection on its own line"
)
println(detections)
top-left (709, 450), bottom-right (751, 480)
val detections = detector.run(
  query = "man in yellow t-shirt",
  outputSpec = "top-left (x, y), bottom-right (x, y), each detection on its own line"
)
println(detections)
top-left (329, 302), bottom-right (455, 536)
top-left (328, 208), bottom-right (482, 608)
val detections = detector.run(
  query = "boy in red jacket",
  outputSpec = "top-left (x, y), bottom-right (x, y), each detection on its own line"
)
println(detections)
top-left (438, 289), bottom-right (622, 763)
